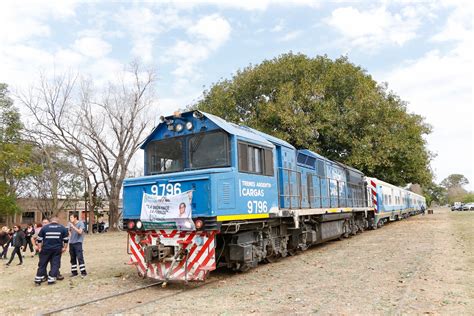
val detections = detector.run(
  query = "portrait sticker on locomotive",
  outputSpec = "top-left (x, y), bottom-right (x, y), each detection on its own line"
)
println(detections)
top-left (140, 190), bottom-right (195, 230)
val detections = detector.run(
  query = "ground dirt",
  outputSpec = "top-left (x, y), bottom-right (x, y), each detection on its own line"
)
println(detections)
top-left (1, 207), bottom-right (472, 315)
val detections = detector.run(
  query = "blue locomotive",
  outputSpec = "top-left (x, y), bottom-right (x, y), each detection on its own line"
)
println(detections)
top-left (123, 110), bottom-right (426, 281)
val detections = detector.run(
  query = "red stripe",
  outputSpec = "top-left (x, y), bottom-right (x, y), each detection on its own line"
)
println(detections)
top-left (155, 262), bottom-right (163, 279)
top-left (170, 233), bottom-right (198, 275)
top-left (370, 180), bottom-right (376, 188)
top-left (171, 243), bottom-right (198, 276)
top-left (199, 246), bottom-right (215, 268)
top-left (194, 246), bottom-right (216, 278)
top-left (130, 243), bottom-right (146, 273)
top-left (176, 232), bottom-right (215, 279)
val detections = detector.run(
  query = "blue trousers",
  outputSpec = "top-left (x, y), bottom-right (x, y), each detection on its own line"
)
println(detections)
top-left (35, 248), bottom-right (61, 284)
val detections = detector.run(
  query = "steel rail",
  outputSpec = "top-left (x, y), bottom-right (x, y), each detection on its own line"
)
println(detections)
top-left (112, 278), bottom-right (220, 314)
top-left (40, 278), bottom-right (220, 315)
top-left (40, 281), bottom-right (163, 316)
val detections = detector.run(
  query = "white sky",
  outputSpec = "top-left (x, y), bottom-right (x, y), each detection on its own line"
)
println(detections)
top-left (0, 0), bottom-right (472, 190)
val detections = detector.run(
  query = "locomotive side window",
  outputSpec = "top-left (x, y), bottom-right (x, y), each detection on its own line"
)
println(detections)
top-left (263, 148), bottom-right (274, 176)
top-left (189, 131), bottom-right (230, 170)
top-left (238, 142), bottom-right (274, 176)
top-left (146, 138), bottom-right (184, 174)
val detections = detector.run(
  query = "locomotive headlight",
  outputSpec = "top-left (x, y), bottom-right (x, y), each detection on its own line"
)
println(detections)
top-left (193, 111), bottom-right (203, 119)
top-left (136, 220), bottom-right (143, 229)
top-left (194, 219), bottom-right (203, 229)
top-left (185, 121), bottom-right (193, 130)
top-left (175, 123), bottom-right (184, 132)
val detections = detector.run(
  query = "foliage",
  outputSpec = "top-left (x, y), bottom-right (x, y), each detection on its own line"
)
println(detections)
top-left (440, 174), bottom-right (469, 189)
top-left (0, 182), bottom-right (19, 216)
top-left (440, 174), bottom-right (470, 204)
top-left (424, 182), bottom-right (447, 206)
top-left (462, 193), bottom-right (474, 203)
top-left (446, 187), bottom-right (467, 204)
top-left (193, 53), bottom-right (433, 186)
top-left (0, 83), bottom-right (40, 217)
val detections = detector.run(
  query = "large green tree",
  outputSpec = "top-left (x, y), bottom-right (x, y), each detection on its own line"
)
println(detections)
top-left (193, 53), bottom-right (432, 186)
top-left (0, 83), bottom-right (39, 217)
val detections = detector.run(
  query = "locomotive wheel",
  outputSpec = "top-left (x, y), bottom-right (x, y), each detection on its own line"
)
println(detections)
top-left (236, 263), bottom-right (251, 272)
top-left (264, 254), bottom-right (280, 263)
top-left (288, 248), bottom-right (298, 256)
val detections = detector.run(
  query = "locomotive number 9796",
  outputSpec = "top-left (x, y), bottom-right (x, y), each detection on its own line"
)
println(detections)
top-left (150, 183), bottom-right (182, 196)
top-left (247, 200), bottom-right (268, 213)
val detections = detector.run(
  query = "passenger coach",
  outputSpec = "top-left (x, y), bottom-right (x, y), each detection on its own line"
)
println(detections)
top-left (123, 110), bottom-right (426, 282)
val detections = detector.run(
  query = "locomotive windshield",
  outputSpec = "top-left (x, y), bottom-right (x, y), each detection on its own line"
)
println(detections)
top-left (189, 131), bottom-right (229, 169)
top-left (146, 130), bottom-right (230, 175)
top-left (147, 138), bottom-right (184, 174)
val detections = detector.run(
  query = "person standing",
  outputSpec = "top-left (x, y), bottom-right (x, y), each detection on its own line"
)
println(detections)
top-left (68, 214), bottom-right (87, 277)
top-left (0, 226), bottom-right (10, 259)
top-left (23, 224), bottom-right (35, 257)
top-left (34, 217), bottom-right (68, 285)
top-left (32, 222), bottom-right (42, 256)
top-left (6, 224), bottom-right (26, 266)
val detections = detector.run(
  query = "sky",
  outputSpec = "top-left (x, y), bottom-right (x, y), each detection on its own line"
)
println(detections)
top-left (0, 0), bottom-right (472, 190)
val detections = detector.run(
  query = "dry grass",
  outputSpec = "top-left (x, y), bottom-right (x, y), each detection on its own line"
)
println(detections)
top-left (1, 207), bottom-right (472, 315)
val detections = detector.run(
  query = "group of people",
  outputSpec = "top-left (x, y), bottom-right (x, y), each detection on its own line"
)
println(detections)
top-left (1, 214), bottom-right (88, 285)
top-left (0, 223), bottom-right (36, 264)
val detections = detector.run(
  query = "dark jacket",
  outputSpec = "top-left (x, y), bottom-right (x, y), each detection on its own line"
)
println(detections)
top-left (12, 230), bottom-right (26, 248)
top-left (37, 223), bottom-right (68, 251)
top-left (0, 231), bottom-right (10, 246)
top-left (24, 227), bottom-right (35, 238)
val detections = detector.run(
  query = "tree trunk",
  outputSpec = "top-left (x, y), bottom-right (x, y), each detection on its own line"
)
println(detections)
top-left (108, 192), bottom-right (120, 231)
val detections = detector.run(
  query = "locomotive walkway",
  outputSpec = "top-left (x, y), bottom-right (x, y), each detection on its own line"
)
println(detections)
top-left (0, 207), bottom-right (472, 315)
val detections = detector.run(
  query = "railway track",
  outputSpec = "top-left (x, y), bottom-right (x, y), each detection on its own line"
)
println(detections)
top-left (40, 278), bottom-right (219, 315)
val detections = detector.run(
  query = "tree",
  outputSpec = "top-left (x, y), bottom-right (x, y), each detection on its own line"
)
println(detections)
top-left (424, 182), bottom-right (447, 206)
top-left (19, 63), bottom-right (157, 230)
top-left (193, 53), bottom-right (433, 186)
top-left (440, 174), bottom-right (469, 189)
top-left (0, 83), bottom-right (39, 217)
top-left (440, 174), bottom-right (469, 204)
top-left (462, 193), bottom-right (474, 203)
top-left (19, 142), bottom-right (84, 218)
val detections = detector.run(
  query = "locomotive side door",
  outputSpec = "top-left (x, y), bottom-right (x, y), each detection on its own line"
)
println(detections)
top-left (276, 146), bottom-right (300, 209)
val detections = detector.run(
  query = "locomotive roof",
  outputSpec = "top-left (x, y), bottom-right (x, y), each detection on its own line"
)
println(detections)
top-left (141, 110), bottom-right (295, 149)
top-left (200, 111), bottom-right (295, 149)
